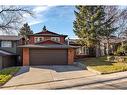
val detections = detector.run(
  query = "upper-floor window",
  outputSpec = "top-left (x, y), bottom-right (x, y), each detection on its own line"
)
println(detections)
top-left (51, 37), bottom-right (60, 42)
top-left (34, 37), bottom-right (44, 43)
top-left (1, 41), bottom-right (12, 47)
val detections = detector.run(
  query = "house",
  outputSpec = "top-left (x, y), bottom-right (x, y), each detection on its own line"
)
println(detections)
top-left (0, 35), bottom-right (20, 54)
top-left (67, 36), bottom-right (125, 57)
top-left (19, 26), bottom-right (78, 66)
top-left (0, 35), bottom-right (21, 69)
top-left (67, 39), bottom-right (96, 58)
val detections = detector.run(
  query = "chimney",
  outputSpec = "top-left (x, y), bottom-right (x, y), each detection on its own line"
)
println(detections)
top-left (42, 25), bottom-right (47, 31)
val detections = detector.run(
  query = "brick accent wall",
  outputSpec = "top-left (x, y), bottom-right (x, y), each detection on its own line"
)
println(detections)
top-left (29, 36), bottom-right (34, 44)
top-left (23, 48), bottom-right (29, 66)
top-left (68, 48), bottom-right (74, 64)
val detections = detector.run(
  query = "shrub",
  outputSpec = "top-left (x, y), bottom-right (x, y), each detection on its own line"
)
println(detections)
top-left (116, 45), bottom-right (125, 56)
top-left (0, 67), bottom-right (20, 85)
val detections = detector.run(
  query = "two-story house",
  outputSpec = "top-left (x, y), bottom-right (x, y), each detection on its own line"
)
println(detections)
top-left (19, 26), bottom-right (78, 66)
top-left (0, 35), bottom-right (21, 54)
top-left (0, 35), bottom-right (21, 69)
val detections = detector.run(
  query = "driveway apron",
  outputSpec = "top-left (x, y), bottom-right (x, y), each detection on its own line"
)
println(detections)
top-left (1, 65), bottom-right (96, 89)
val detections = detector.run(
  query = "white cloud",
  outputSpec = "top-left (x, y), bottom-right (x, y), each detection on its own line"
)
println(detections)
top-left (23, 6), bottom-right (54, 26)
top-left (33, 6), bottom-right (51, 14)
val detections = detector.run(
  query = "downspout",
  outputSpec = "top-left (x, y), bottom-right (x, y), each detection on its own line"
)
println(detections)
top-left (67, 37), bottom-right (70, 45)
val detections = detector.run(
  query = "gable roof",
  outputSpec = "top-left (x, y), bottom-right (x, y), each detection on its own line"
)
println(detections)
top-left (28, 30), bottom-right (68, 37)
top-left (18, 44), bottom-right (79, 49)
top-left (0, 35), bottom-right (21, 41)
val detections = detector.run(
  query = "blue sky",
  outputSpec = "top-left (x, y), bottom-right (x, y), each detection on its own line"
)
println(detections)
top-left (24, 6), bottom-right (76, 38)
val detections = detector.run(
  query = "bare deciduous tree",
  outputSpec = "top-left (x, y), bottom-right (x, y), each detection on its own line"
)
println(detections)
top-left (0, 5), bottom-right (33, 34)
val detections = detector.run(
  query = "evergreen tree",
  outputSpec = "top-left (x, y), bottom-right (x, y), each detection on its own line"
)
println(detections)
top-left (73, 6), bottom-right (105, 56)
top-left (19, 23), bottom-right (33, 44)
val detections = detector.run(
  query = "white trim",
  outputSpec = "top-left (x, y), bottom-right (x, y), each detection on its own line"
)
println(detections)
top-left (51, 37), bottom-right (60, 42)
top-left (34, 37), bottom-right (44, 43)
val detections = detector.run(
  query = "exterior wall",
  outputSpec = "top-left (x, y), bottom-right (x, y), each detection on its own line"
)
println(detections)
top-left (44, 37), bottom-right (51, 40)
top-left (0, 56), bottom-right (16, 70)
top-left (0, 56), bottom-right (2, 70)
top-left (2, 56), bottom-right (16, 68)
top-left (68, 48), bottom-right (74, 64)
top-left (60, 37), bottom-right (65, 43)
top-left (37, 40), bottom-right (61, 44)
top-left (29, 36), bottom-right (65, 44)
top-left (23, 48), bottom-right (29, 66)
top-left (29, 36), bottom-right (34, 44)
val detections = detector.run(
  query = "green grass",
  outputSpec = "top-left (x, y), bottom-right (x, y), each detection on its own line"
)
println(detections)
top-left (79, 56), bottom-right (127, 74)
top-left (0, 67), bottom-right (20, 85)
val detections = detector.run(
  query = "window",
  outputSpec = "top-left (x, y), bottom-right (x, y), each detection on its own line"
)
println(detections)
top-left (51, 37), bottom-right (60, 42)
top-left (1, 41), bottom-right (12, 47)
top-left (34, 37), bottom-right (44, 43)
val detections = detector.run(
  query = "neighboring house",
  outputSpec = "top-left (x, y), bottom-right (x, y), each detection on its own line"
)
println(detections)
top-left (0, 35), bottom-right (21, 69)
top-left (100, 36), bottom-right (124, 56)
top-left (0, 35), bottom-right (21, 54)
top-left (0, 50), bottom-right (17, 69)
top-left (19, 27), bottom-right (78, 66)
top-left (67, 36), bottom-right (124, 57)
top-left (67, 39), bottom-right (96, 57)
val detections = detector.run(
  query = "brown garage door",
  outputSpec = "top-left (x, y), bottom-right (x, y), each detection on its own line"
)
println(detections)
top-left (29, 49), bottom-right (68, 65)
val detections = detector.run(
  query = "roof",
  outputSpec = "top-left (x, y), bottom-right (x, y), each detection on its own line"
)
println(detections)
top-left (65, 39), bottom-right (82, 46)
top-left (0, 35), bottom-right (21, 41)
top-left (28, 30), bottom-right (68, 37)
top-left (18, 44), bottom-right (79, 49)
top-left (0, 50), bottom-right (16, 56)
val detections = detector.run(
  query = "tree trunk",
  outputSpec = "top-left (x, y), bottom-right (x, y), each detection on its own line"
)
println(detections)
top-left (95, 42), bottom-right (101, 57)
top-left (106, 38), bottom-right (110, 56)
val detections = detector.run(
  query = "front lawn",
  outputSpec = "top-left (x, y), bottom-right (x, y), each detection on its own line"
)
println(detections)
top-left (0, 67), bottom-right (20, 85)
top-left (79, 56), bottom-right (127, 74)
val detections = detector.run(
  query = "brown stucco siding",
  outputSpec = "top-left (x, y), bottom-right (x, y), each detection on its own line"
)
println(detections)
top-left (68, 48), bottom-right (74, 64)
top-left (23, 48), bottom-right (29, 66)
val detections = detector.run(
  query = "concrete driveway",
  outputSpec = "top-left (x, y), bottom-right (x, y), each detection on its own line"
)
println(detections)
top-left (1, 65), bottom-right (96, 89)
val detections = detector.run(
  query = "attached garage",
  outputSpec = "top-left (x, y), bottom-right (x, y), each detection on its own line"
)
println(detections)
top-left (29, 49), bottom-right (67, 65)
top-left (19, 44), bottom-right (77, 66)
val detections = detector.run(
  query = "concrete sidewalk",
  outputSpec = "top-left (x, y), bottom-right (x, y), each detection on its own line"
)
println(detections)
top-left (1, 66), bottom-right (127, 89)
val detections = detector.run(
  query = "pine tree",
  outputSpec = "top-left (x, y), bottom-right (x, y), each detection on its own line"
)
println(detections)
top-left (73, 6), bottom-right (118, 56)
top-left (19, 23), bottom-right (33, 44)
top-left (73, 6), bottom-right (105, 57)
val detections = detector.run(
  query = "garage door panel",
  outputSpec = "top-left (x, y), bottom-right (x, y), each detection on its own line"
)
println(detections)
top-left (30, 49), bottom-right (67, 65)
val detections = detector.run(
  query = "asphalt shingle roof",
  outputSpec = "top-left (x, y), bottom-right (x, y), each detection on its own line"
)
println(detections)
top-left (18, 44), bottom-right (79, 49)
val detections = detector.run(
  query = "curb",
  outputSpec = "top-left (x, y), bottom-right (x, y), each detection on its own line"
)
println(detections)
top-left (86, 67), bottom-right (102, 75)
top-left (74, 62), bottom-right (102, 74)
